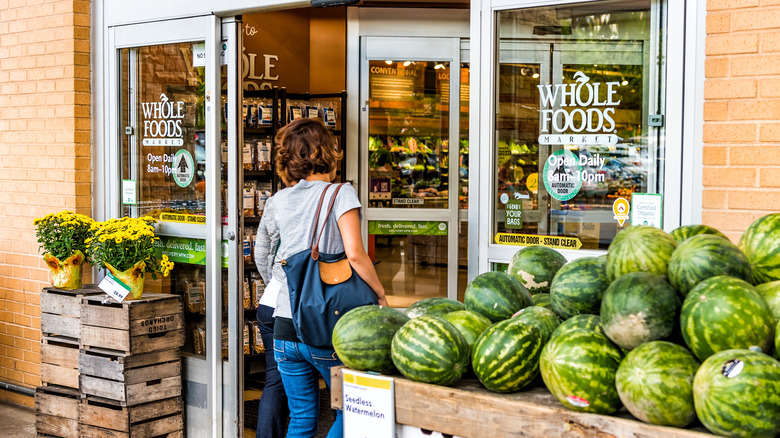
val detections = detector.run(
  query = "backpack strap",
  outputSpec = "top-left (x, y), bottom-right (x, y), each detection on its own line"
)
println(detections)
top-left (308, 183), bottom-right (333, 251)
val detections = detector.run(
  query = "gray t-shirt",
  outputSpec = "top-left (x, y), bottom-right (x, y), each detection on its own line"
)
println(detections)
top-left (254, 180), bottom-right (362, 319)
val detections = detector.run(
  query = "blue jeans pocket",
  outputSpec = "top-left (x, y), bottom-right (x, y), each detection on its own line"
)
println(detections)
top-left (273, 343), bottom-right (287, 362)
top-left (309, 347), bottom-right (342, 365)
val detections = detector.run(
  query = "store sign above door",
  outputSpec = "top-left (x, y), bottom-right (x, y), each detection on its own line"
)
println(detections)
top-left (537, 71), bottom-right (622, 145)
top-left (141, 93), bottom-right (185, 146)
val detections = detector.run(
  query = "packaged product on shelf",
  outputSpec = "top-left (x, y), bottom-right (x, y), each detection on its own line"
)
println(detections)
top-left (221, 323), bottom-right (229, 359)
top-left (251, 321), bottom-right (265, 354)
top-left (289, 105), bottom-right (303, 122)
top-left (194, 322), bottom-right (206, 356)
top-left (255, 140), bottom-right (272, 171)
top-left (243, 181), bottom-right (256, 217)
top-left (322, 107), bottom-right (337, 128)
top-left (243, 276), bottom-right (252, 310)
top-left (251, 272), bottom-right (265, 307)
top-left (183, 278), bottom-right (205, 314)
top-left (242, 104), bottom-right (249, 127)
top-left (255, 190), bottom-right (270, 216)
top-left (243, 142), bottom-right (255, 171)
top-left (306, 105), bottom-right (319, 119)
top-left (260, 104), bottom-right (273, 125)
top-left (243, 323), bottom-right (251, 355)
top-left (243, 234), bottom-right (253, 264)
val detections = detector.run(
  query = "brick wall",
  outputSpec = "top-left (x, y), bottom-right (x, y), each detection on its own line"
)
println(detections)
top-left (703, 0), bottom-right (780, 242)
top-left (0, 0), bottom-right (91, 404)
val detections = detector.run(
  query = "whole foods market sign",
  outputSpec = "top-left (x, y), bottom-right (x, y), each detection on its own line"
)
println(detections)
top-left (141, 93), bottom-right (185, 146)
top-left (538, 71), bottom-right (621, 145)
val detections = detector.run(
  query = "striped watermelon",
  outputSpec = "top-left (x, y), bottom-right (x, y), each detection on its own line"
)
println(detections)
top-left (540, 329), bottom-right (623, 414)
top-left (332, 305), bottom-right (410, 374)
top-left (693, 349), bottom-right (780, 438)
top-left (550, 256), bottom-right (610, 319)
top-left (507, 246), bottom-right (567, 294)
top-left (405, 297), bottom-right (464, 319)
top-left (464, 271), bottom-right (532, 323)
top-left (616, 341), bottom-right (700, 427)
top-left (441, 310), bottom-right (492, 354)
top-left (511, 306), bottom-right (561, 344)
top-left (668, 234), bottom-right (752, 297)
top-left (681, 276), bottom-right (775, 361)
top-left (391, 316), bottom-right (469, 386)
top-left (606, 225), bottom-right (678, 281)
top-left (471, 319), bottom-right (544, 393)
top-left (600, 272), bottom-right (681, 350)
top-left (670, 224), bottom-right (728, 244)
top-left (531, 293), bottom-right (552, 309)
top-left (550, 314), bottom-right (603, 341)
top-left (755, 280), bottom-right (780, 323)
top-left (740, 213), bottom-right (780, 284)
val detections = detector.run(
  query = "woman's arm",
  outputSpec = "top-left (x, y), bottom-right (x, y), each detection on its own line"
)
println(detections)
top-left (254, 200), bottom-right (279, 284)
top-left (338, 208), bottom-right (388, 307)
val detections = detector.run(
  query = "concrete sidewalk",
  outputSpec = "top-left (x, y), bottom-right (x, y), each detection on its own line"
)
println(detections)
top-left (0, 401), bottom-right (36, 437)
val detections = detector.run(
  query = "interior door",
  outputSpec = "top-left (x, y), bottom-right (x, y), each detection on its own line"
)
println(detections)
top-left (108, 15), bottom-right (243, 437)
top-left (360, 37), bottom-right (462, 307)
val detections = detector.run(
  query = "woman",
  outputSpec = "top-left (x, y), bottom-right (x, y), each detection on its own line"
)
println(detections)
top-left (255, 117), bottom-right (387, 438)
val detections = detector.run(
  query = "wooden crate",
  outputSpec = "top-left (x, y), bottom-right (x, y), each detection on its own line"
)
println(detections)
top-left (79, 348), bottom-right (182, 406)
top-left (40, 285), bottom-right (103, 339)
top-left (35, 385), bottom-right (81, 438)
top-left (40, 336), bottom-right (80, 389)
top-left (79, 396), bottom-right (183, 438)
top-left (80, 294), bottom-right (185, 355)
top-left (331, 367), bottom-right (714, 438)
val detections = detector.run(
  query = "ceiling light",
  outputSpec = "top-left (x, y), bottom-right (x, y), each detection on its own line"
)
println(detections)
top-left (385, 60), bottom-right (393, 65)
top-left (532, 73), bottom-right (540, 79)
top-left (403, 61), bottom-right (412, 67)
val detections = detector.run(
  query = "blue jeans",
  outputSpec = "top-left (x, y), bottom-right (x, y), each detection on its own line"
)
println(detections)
top-left (256, 305), bottom-right (288, 438)
top-left (274, 340), bottom-right (343, 438)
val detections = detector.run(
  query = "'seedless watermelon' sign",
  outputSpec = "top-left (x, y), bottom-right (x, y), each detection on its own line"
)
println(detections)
top-left (342, 370), bottom-right (394, 438)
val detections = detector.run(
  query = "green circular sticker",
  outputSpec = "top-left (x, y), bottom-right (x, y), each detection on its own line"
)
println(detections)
top-left (172, 149), bottom-right (195, 188)
top-left (543, 149), bottom-right (582, 201)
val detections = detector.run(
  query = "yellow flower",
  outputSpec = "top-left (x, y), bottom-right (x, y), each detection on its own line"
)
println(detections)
top-left (115, 237), bottom-right (123, 244)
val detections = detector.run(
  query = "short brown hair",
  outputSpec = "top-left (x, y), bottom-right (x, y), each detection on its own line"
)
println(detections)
top-left (275, 118), bottom-right (343, 183)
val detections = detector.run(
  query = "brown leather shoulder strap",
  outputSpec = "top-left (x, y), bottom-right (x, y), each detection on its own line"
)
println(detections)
top-left (311, 183), bottom-right (346, 260)
top-left (309, 183), bottom-right (333, 249)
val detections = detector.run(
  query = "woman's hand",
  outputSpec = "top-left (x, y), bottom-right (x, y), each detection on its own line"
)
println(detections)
top-left (338, 208), bottom-right (388, 304)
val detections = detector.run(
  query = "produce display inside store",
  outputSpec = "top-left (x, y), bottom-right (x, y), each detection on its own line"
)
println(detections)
top-left (333, 212), bottom-right (780, 438)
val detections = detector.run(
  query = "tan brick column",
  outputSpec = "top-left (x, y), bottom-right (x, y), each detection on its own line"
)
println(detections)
top-left (703, 0), bottom-right (780, 242)
top-left (0, 0), bottom-right (91, 405)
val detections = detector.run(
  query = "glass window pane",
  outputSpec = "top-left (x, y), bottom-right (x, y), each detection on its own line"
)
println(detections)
top-left (367, 60), bottom-right (450, 209)
top-left (493, 1), bottom-right (665, 250)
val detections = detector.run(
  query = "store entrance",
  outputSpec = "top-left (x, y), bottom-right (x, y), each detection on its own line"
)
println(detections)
top-left (360, 37), bottom-right (469, 306)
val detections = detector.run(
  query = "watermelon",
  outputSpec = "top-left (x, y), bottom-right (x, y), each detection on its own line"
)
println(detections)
top-left (391, 316), bottom-right (469, 385)
top-left (441, 310), bottom-right (492, 354)
top-left (740, 213), bottom-right (780, 284)
top-left (550, 256), bottom-right (610, 319)
top-left (511, 306), bottom-right (561, 344)
top-left (540, 329), bottom-right (623, 414)
top-left (550, 314), bottom-right (604, 341)
top-left (606, 225), bottom-right (678, 281)
top-left (616, 341), bottom-right (699, 427)
top-left (668, 234), bottom-right (753, 297)
top-left (464, 271), bottom-right (532, 323)
top-left (531, 293), bottom-right (551, 309)
top-left (332, 305), bottom-right (410, 374)
top-left (670, 224), bottom-right (728, 244)
top-left (776, 321), bottom-right (780, 360)
top-left (681, 276), bottom-right (775, 361)
top-left (755, 280), bottom-right (780, 323)
top-left (507, 246), bottom-right (567, 294)
top-left (405, 297), bottom-right (464, 319)
top-left (693, 349), bottom-right (780, 438)
top-left (600, 272), bottom-right (681, 350)
top-left (471, 319), bottom-right (544, 393)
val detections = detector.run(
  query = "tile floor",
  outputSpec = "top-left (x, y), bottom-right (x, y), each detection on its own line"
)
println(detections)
top-left (0, 400), bottom-right (36, 437)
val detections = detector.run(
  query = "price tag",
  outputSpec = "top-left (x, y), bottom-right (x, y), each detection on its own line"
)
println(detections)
top-left (343, 370), bottom-right (394, 438)
top-left (98, 271), bottom-right (131, 302)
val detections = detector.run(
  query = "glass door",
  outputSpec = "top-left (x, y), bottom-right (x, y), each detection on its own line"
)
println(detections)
top-left (360, 37), bottom-right (464, 306)
top-left (109, 16), bottom-right (243, 437)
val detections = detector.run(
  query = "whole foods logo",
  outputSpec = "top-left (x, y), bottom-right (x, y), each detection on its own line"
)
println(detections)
top-left (537, 71), bottom-right (622, 146)
top-left (141, 93), bottom-right (185, 146)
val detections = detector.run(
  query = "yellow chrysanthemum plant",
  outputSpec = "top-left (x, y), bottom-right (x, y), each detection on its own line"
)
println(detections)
top-left (34, 210), bottom-right (95, 290)
top-left (86, 216), bottom-right (174, 300)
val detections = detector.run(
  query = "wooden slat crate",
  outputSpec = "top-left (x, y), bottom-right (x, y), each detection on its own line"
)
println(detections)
top-left (35, 385), bottom-right (80, 438)
top-left (40, 285), bottom-right (103, 339)
top-left (79, 396), bottom-right (184, 438)
top-left (40, 336), bottom-right (80, 389)
top-left (79, 348), bottom-right (182, 406)
top-left (80, 294), bottom-right (185, 355)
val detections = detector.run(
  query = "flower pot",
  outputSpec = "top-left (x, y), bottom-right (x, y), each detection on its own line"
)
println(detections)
top-left (105, 260), bottom-right (146, 300)
top-left (44, 250), bottom-right (85, 290)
